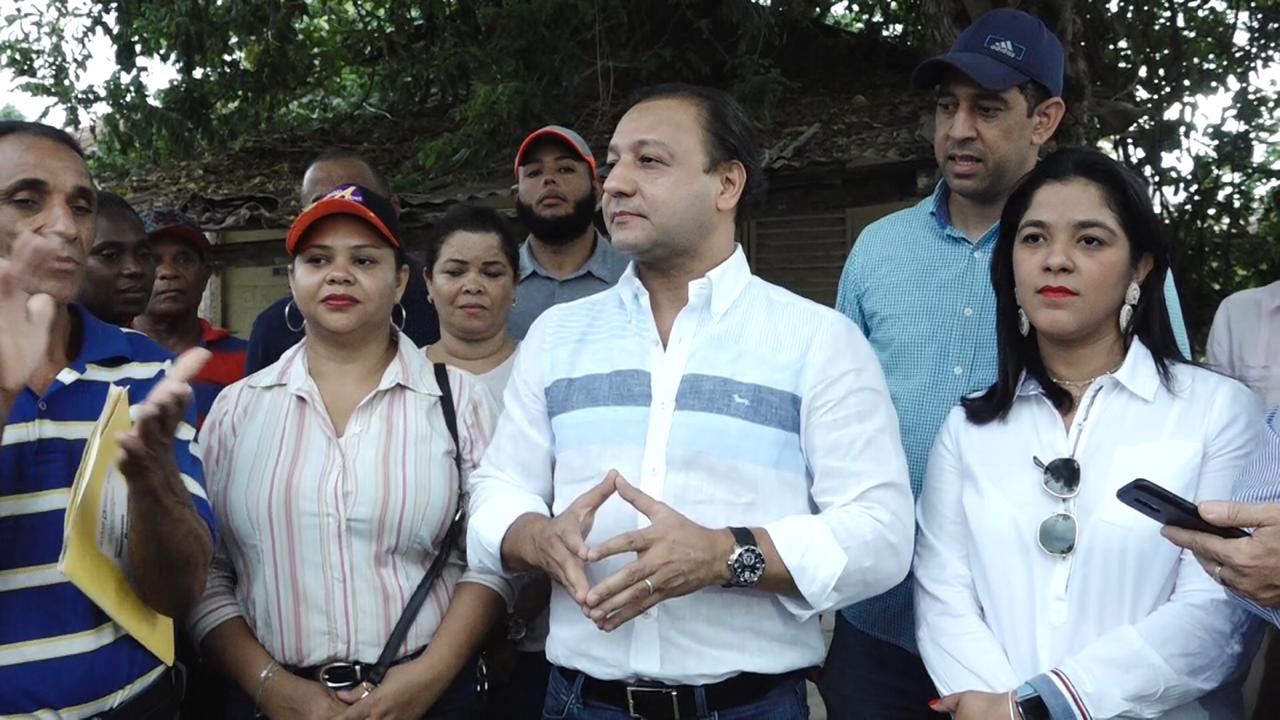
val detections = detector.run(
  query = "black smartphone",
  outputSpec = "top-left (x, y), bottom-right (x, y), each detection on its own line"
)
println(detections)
top-left (1116, 478), bottom-right (1250, 539)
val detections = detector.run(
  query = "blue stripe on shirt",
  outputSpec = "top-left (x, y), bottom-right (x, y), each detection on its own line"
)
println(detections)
top-left (546, 369), bottom-right (652, 418)
top-left (0, 305), bottom-right (214, 715)
top-left (675, 374), bottom-right (802, 435)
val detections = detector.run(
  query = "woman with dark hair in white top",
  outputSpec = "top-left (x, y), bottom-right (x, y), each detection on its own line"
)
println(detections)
top-left (915, 149), bottom-right (1263, 720)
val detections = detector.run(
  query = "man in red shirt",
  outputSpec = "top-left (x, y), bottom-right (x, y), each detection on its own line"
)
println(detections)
top-left (133, 208), bottom-right (246, 426)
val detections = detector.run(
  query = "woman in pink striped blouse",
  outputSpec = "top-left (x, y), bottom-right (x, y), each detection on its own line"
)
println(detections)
top-left (189, 185), bottom-right (509, 720)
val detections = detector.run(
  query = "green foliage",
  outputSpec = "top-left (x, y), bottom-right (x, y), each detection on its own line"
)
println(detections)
top-left (2, 0), bottom-right (1276, 345)
top-left (0, 104), bottom-right (22, 120)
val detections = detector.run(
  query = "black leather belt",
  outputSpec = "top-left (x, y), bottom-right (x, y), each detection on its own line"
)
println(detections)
top-left (558, 666), bottom-right (801, 719)
top-left (288, 647), bottom-right (424, 690)
top-left (95, 669), bottom-right (179, 719)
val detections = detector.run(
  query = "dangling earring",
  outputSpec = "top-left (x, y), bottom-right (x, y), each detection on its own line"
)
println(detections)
top-left (391, 303), bottom-right (407, 332)
top-left (1119, 280), bottom-right (1140, 333)
top-left (1017, 307), bottom-right (1030, 337)
top-left (284, 299), bottom-right (305, 333)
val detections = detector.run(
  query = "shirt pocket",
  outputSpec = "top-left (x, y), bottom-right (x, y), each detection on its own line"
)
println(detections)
top-left (1095, 440), bottom-right (1204, 528)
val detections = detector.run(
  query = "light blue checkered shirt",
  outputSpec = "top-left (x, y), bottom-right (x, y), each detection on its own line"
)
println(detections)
top-left (835, 182), bottom-right (1191, 652)
top-left (1231, 406), bottom-right (1280, 627)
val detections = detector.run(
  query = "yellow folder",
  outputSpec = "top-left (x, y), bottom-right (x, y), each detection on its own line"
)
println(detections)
top-left (57, 384), bottom-right (175, 665)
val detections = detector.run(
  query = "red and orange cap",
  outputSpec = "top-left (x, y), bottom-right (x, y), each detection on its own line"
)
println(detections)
top-left (285, 184), bottom-right (402, 254)
top-left (513, 125), bottom-right (596, 179)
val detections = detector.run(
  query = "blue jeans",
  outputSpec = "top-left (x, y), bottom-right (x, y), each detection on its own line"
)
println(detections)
top-left (818, 616), bottom-right (938, 720)
top-left (542, 666), bottom-right (809, 720)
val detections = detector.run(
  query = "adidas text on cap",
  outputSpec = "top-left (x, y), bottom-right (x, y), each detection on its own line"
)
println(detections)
top-left (911, 8), bottom-right (1065, 97)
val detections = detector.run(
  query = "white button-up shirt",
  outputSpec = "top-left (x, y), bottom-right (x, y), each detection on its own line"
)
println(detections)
top-left (190, 333), bottom-right (509, 667)
top-left (915, 340), bottom-right (1264, 719)
top-left (1208, 280), bottom-right (1280, 406)
top-left (468, 246), bottom-right (914, 684)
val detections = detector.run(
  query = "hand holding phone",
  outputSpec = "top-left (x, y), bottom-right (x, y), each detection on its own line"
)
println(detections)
top-left (1116, 479), bottom-right (1250, 539)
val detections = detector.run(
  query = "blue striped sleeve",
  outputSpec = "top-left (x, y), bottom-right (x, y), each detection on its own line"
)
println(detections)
top-left (1230, 407), bottom-right (1280, 626)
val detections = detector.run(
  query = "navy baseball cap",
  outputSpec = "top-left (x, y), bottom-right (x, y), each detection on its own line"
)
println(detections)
top-left (912, 8), bottom-right (1064, 98)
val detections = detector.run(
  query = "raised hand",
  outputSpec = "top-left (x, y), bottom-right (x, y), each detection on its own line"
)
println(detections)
top-left (0, 233), bottom-right (60, 396)
top-left (116, 348), bottom-right (211, 488)
top-left (584, 474), bottom-right (730, 631)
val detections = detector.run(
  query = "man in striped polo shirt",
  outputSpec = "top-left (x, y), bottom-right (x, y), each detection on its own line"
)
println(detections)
top-left (0, 121), bottom-right (215, 718)
top-left (468, 84), bottom-right (914, 719)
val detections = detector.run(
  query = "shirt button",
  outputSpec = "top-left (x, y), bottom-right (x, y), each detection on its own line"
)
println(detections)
top-left (962, 307), bottom-right (974, 317)
top-left (953, 365), bottom-right (964, 375)
top-left (37, 401), bottom-right (47, 411)
top-left (973, 251), bottom-right (982, 259)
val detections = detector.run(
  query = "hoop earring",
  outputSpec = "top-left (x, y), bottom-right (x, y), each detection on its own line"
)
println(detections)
top-left (1017, 307), bottom-right (1030, 337)
top-left (391, 303), bottom-right (407, 332)
top-left (284, 299), bottom-right (305, 333)
top-left (1119, 280), bottom-right (1140, 333)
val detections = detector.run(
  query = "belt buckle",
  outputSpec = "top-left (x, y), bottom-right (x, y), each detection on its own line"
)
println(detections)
top-left (625, 685), bottom-right (680, 720)
top-left (318, 661), bottom-right (364, 691)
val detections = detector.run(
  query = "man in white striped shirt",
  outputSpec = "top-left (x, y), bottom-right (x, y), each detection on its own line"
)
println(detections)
top-left (467, 84), bottom-right (915, 720)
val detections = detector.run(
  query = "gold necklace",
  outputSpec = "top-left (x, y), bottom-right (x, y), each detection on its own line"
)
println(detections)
top-left (1049, 361), bottom-right (1123, 390)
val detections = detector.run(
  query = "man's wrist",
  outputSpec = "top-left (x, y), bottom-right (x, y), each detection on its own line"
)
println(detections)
top-left (502, 512), bottom-right (550, 572)
top-left (712, 528), bottom-right (735, 585)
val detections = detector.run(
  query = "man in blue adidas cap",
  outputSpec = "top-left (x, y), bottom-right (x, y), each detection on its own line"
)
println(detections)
top-left (824, 9), bottom-right (1192, 719)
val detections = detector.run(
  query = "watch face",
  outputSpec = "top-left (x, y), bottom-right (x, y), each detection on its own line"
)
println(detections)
top-left (731, 546), bottom-right (766, 586)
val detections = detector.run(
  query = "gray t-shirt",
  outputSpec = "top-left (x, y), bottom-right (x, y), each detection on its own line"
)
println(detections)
top-left (506, 232), bottom-right (630, 340)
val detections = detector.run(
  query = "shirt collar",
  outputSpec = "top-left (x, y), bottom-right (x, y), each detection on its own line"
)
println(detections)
top-left (518, 231), bottom-right (617, 282)
top-left (198, 318), bottom-right (231, 345)
top-left (247, 331), bottom-right (437, 396)
top-left (1264, 280), bottom-right (1280, 311)
top-left (70, 304), bottom-right (134, 369)
top-left (927, 180), bottom-right (999, 245)
top-left (1016, 339), bottom-right (1161, 402)
top-left (617, 245), bottom-right (750, 324)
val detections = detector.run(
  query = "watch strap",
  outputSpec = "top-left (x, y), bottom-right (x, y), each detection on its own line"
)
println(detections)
top-left (729, 526), bottom-right (757, 548)
top-left (1015, 682), bottom-right (1051, 720)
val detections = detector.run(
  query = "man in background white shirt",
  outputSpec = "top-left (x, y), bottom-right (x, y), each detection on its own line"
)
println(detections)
top-left (1208, 280), bottom-right (1280, 406)
top-left (466, 83), bottom-right (914, 719)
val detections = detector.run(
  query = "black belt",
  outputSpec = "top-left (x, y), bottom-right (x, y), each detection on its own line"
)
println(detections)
top-left (558, 666), bottom-right (801, 719)
top-left (288, 647), bottom-right (425, 689)
top-left (96, 669), bottom-right (179, 720)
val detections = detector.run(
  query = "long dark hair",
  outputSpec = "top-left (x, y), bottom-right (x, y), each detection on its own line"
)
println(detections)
top-left (962, 147), bottom-right (1187, 424)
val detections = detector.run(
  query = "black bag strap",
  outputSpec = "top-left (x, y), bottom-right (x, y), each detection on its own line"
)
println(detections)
top-left (367, 363), bottom-right (465, 686)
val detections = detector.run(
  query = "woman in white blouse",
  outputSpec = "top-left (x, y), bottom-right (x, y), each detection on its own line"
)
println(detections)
top-left (190, 185), bottom-right (508, 720)
top-left (915, 149), bottom-right (1263, 720)
top-left (421, 204), bottom-right (550, 719)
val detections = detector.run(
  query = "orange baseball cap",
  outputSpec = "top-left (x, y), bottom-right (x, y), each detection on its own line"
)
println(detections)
top-left (286, 184), bottom-right (401, 254)
top-left (513, 125), bottom-right (596, 179)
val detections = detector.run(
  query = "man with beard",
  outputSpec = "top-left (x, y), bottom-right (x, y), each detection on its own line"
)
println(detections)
top-left (508, 125), bottom-right (629, 340)
top-left (133, 209), bottom-right (246, 427)
top-left (76, 191), bottom-right (155, 326)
